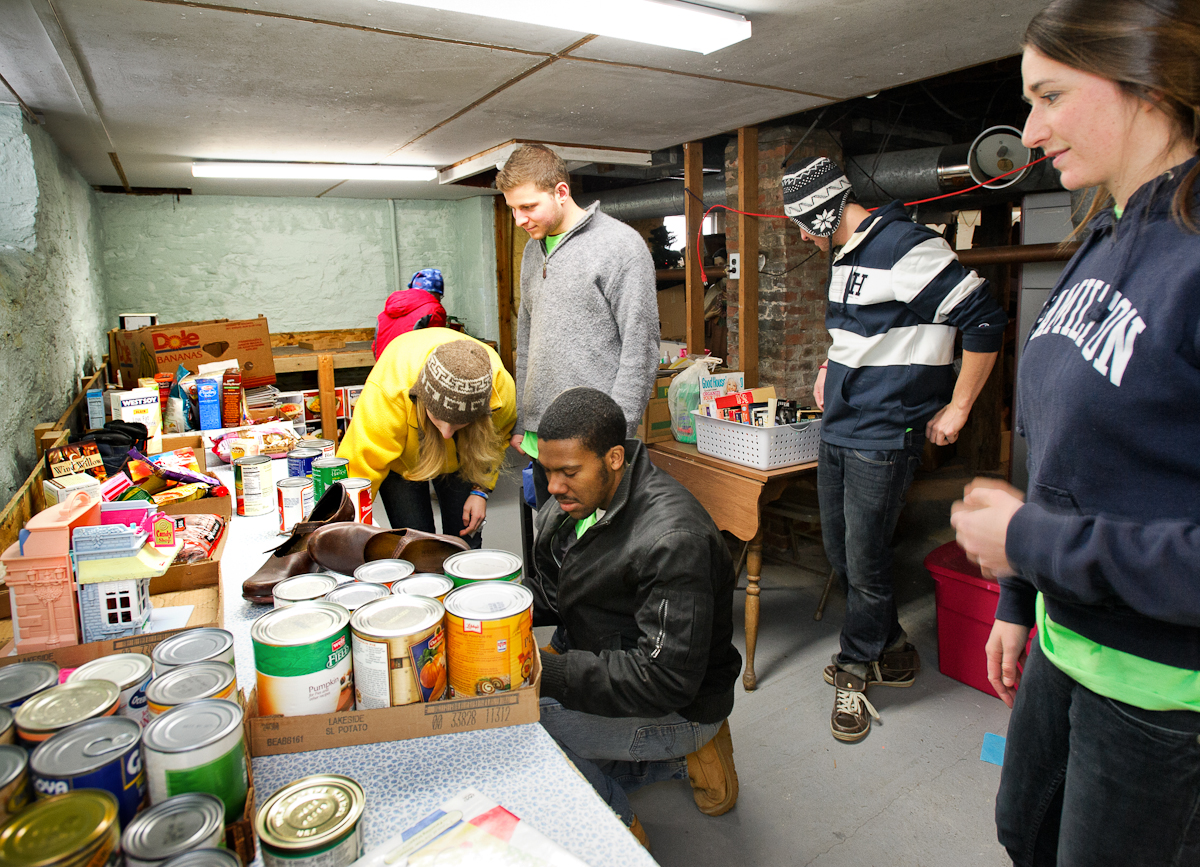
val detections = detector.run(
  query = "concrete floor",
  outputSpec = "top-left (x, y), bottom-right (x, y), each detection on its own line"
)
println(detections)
top-left (406, 450), bottom-right (1014, 867)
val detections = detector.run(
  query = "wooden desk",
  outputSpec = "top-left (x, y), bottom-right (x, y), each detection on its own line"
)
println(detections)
top-left (647, 440), bottom-right (817, 691)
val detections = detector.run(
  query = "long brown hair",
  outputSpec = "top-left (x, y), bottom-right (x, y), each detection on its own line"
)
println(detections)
top-left (1024, 0), bottom-right (1200, 230)
top-left (403, 394), bottom-right (506, 488)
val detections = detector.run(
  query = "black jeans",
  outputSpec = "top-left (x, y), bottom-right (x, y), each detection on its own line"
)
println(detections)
top-left (377, 471), bottom-right (482, 549)
top-left (817, 435), bottom-right (923, 672)
top-left (996, 641), bottom-right (1200, 866)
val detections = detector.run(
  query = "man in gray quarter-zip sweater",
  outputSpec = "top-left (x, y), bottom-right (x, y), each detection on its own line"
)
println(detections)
top-left (498, 145), bottom-right (659, 506)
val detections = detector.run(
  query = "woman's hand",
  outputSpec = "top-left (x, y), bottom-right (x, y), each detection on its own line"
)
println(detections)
top-left (985, 619), bottom-right (1030, 708)
top-left (461, 494), bottom-right (487, 537)
top-left (510, 433), bottom-right (524, 451)
top-left (950, 477), bottom-right (1025, 579)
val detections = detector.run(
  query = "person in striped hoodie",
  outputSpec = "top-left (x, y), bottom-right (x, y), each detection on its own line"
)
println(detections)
top-left (783, 156), bottom-right (1008, 742)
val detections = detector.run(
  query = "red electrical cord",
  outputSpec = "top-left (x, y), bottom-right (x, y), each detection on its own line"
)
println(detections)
top-left (688, 153), bottom-right (1051, 283)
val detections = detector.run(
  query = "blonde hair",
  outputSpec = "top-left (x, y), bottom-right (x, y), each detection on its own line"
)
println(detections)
top-left (495, 144), bottom-right (569, 193)
top-left (403, 395), bottom-right (506, 488)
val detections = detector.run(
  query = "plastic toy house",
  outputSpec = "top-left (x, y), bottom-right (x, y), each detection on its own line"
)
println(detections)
top-left (0, 491), bottom-right (100, 653)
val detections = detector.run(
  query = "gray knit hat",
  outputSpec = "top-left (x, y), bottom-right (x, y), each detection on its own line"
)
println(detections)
top-left (414, 341), bottom-right (493, 424)
top-left (782, 156), bottom-right (854, 237)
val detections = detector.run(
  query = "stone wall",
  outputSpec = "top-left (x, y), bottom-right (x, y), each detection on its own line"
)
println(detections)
top-left (724, 125), bottom-right (843, 402)
top-left (0, 105), bottom-right (108, 505)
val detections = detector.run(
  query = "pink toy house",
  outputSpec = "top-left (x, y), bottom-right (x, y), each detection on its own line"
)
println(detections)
top-left (0, 491), bottom-right (100, 653)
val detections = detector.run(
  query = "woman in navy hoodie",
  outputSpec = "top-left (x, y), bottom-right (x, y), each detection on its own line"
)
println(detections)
top-left (952, 1), bottom-right (1200, 863)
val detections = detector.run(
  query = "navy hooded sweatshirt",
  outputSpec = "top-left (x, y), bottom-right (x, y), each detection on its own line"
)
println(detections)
top-left (999, 158), bottom-right (1200, 674)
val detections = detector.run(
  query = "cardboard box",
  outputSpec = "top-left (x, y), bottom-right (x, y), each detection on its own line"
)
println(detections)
top-left (658, 284), bottom-right (688, 341)
top-left (652, 371), bottom-right (680, 400)
top-left (159, 433), bottom-right (210, 472)
top-left (43, 473), bottom-right (102, 506)
top-left (637, 398), bottom-right (673, 444)
top-left (152, 494), bottom-right (232, 595)
top-left (244, 654), bottom-right (542, 757)
top-left (114, 317), bottom-right (276, 390)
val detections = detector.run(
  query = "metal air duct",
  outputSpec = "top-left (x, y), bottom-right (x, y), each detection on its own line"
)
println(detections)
top-left (589, 173), bottom-right (727, 222)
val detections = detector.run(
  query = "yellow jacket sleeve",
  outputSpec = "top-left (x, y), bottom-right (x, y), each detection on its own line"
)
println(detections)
top-left (338, 378), bottom-right (417, 497)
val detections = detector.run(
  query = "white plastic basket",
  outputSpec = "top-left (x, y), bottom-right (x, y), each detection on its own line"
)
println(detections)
top-left (692, 411), bottom-right (821, 470)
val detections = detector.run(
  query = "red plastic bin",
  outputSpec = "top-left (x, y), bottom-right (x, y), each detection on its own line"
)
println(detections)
top-left (925, 540), bottom-right (1008, 699)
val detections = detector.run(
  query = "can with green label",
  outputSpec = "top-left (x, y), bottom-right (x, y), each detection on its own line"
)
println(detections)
top-left (142, 699), bottom-right (248, 824)
top-left (310, 457), bottom-right (349, 501)
top-left (251, 602), bottom-right (354, 717)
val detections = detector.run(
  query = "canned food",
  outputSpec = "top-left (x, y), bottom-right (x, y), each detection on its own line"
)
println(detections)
top-left (234, 455), bottom-right (275, 517)
top-left (145, 662), bottom-right (237, 719)
top-left (13, 680), bottom-right (119, 747)
top-left (351, 595), bottom-right (446, 708)
top-left (143, 699), bottom-right (248, 823)
top-left (252, 602), bottom-right (354, 717)
top-left (152, 629), bottom-right (236, 674)
top-left (286, 447), bottom-right (322, 480)
top-left (0, 660), bottom-right (59, 708)
top-left (160, 850), bottom-right (242, 867)
top-left (122, 792), bottom-right (226, 867)
top-left (272, 573), bottom-right (338, 609)
top-left (0, 707), bottom-right (11, 745)
top-left (443, 582), bottom-right (536, 697)
top-left (442, 549), bottom-right (523, 587)
top-left (352, 559), bottom-right (415, 588)
top-left (310, 457), bottom-right (349, 501)
top-left (254, 775), bottom-right (364, 867)
top-left (67, 653), bottom-right (153, 726)
top-left (277, 477), bottom-right (315, 533)
top-left (306, 439), bottom-right (336, 459)
top-left (390, 574), bottom-right (455, 603)
top-left (341, 477), bottom-right (373, 524)
top-left (0, 789), bottom-right (121, 867)
top-left (0, 745), bottom-right (31, 822)
top-left (29, 716), bottom-right (145, 825)
top-left (325, 582), bottom-right (390, 612)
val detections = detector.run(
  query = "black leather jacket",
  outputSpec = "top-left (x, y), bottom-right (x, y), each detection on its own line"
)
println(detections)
top-left (527, 440), bottom-right (741, 723)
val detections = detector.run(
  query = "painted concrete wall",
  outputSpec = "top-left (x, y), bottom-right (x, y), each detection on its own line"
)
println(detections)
top-left (0, 105), bottom-right (108, 505)
top-left (99, 194), bottom-right (498, 341)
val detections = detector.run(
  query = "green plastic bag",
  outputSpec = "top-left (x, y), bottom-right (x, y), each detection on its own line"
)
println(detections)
top-left (667, 356), bottom-right (721, 443)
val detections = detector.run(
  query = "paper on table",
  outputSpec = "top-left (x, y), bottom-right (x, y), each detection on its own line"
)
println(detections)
top-left (149, 605), bottom-right (195, 632)
top-left (980, 732), bottom-right (1006, 766)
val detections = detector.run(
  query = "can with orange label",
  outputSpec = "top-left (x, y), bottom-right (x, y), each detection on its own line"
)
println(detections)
top-left (341, 478), bottom-right (373, 524)
top-left (443, 583), bottom-right (535, 697)
top-left (350, 596), bottom-right (446, 708)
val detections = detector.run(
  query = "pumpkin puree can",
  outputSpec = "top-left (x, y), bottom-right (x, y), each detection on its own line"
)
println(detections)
top-left (443, 582), bottom-right (535, 697)
top-left (350, 595), bottom-right (446, 708)
top-left (251, 602), bottom-right (354, 716)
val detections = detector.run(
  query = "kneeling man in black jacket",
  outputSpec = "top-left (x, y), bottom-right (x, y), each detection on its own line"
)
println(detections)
top-left (527, 387), bottom-right (742, 845)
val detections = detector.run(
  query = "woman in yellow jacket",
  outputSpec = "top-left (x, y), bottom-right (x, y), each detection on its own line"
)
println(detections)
top-left (339, 328), bottom-right (516, 548)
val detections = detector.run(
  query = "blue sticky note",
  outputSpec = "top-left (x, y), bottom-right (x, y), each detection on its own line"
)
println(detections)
top-left (980, 733), bottom-right (1006, 766)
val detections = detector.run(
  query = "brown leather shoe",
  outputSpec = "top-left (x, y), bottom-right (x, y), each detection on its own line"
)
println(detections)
top-left (241, 482), bottom-right (354, 604)
top-left (628, 814), bottom-right (650, 850)
top-left (686, 719), bottom-right (739, 816)
top-left (307, 525), bottom-right (468, 576)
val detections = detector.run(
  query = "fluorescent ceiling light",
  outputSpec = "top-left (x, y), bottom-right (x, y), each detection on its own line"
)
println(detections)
top-left (191, 162), bottom-right (437, 181)
top-left (380, 0), bottom-right (751, 55)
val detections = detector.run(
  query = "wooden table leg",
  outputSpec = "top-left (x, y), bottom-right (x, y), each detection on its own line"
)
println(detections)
top-left (743, 527), bottom-right (763, 691)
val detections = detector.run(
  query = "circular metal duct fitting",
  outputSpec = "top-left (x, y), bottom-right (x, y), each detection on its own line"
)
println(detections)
top-left (969, 125), bottom-right (1034, 189)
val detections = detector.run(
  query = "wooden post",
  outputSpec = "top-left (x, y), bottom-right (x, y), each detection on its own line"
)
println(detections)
top-left (317, 354), bottom-right (338, 443)
top-left (34, 423), bottom-right (56, 458)
top-left (737, 126), bottom-right (760, 386)
top-left (495, 196), bottom-right (515, 375)
top-left (683, 141), bottom-right (706, 355)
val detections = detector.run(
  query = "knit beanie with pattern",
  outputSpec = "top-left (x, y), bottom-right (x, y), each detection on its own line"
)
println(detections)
top-left (782, 156), bottom-right (854, 237)
top-left (414, 340), bottom-right (492, 424)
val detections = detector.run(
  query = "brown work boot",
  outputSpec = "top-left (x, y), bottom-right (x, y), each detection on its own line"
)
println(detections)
top-left (830, 670), bottom-right (880, 743)
top-left (686, 719), bottom-right (738, 816)
top-left (628, 815), bottom-right (650, 850)
top-left (823, 643), bottom-right (921, 688)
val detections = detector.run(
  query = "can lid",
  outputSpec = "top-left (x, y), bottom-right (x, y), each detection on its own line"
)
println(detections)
top-left (255, 774), bottom-right (364, 851)
top-left (0, 706), bottom-right (11, 731)
top-left (160, 849), bottom-right (243, 867)
top-left (0, 744), bottom-right (27, 789)
top-left (0, 661), bottom-right (60, 706)
top-left (353, 560), bottom-right (414, 583)
top-left (13, 680), bottom-right (120, 733)
top-left (273, 573), bottom-right (339, 603)
top-left (145, 661), bottom-right (235, 707)
top-left (143, 698), bottom-right (243, 754)
top-left (251, 602), bottom-right (350, 646)
top-left (325, 583), bottom-right (390, 611)
top-left (286, 448), bottom-right (321, 458)
top-left (443, 549), bottom-right (523, 581)
top-left (68, 653), bottom-right (152, 692)
top-left (391, 575), bottom-right (454, 598)
top-left (277, 476), bottom-right (313, 489)
top-left (30, 715), bottom-right (140, 777)
top-left (152, 629), bottom-right (235, 668)
top-left (351, 594), bottom-right (443, 637)
top-left (233, 455), bottom-right (270, 466)
top-left (311, 457), bottom-right (349, 468)
top-left (305, 439), bottom-right (335, 449)
top-left (444, 581), bottom-right (534, 620)
top-left (122, 793), bottom-right (226, 859)
top-left (0, 790), bottom-right (118, 867)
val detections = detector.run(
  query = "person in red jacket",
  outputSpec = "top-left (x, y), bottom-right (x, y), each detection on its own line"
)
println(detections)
top-left (373, 268), bottom-right (447, 358)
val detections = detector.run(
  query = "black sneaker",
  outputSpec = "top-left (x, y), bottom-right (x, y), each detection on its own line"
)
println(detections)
top-left (823, 643), bottom-right (920, 688)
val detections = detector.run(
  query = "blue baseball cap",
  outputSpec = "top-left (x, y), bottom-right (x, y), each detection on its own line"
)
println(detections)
top-left (409, 268), bottom-right (444, 296)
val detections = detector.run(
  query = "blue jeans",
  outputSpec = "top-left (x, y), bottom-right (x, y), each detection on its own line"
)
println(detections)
top-left (817, 436), bottom-right (923, 675)
top-left (377, 471), bottom-right (482, 549)
top-left (996, 642), bottom-right (1200, 866)
top-left (539, 698), bottom-right (723, 825)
